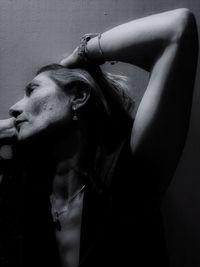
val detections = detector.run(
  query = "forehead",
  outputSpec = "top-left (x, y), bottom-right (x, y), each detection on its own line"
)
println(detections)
top-left (31, 72), bottom-right (56, 86)
top-left (24, 72), bottom-right (59, 96)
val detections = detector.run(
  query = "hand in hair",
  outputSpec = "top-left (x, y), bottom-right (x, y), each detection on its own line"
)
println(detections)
top-left (60, 47), bottom-right (83, 68)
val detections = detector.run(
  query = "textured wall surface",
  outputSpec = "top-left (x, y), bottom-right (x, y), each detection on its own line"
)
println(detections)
top-left (0, 0), bottom-right (200, 266)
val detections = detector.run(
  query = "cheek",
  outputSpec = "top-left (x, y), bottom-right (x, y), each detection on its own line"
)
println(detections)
top-left (29, 96), bottom-right (53, 116)
top-left (27, 95), bottom-right (70, 125)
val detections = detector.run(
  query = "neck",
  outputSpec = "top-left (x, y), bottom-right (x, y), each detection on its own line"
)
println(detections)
top-left (52, 126), bottom-right (91, 202)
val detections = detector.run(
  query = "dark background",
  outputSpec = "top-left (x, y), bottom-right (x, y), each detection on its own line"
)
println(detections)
top-left (0, 0), bottom-right (199, 266)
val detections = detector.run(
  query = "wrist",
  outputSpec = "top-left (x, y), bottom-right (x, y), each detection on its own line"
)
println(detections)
top-left (87, 34), bottom-right (118, 66)
top-left (86, 35), bottom-right (105, 64)
top-left (78, 33), bottom-right (105, 65)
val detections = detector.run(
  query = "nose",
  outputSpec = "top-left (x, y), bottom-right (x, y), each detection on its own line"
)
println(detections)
top-left (9, 98), bottom-right (25, 118)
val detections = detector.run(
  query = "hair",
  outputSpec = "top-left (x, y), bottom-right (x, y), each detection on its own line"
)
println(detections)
top-left (36, 64), bottom-right (135, 191)
top-left (37, 64), bottom-right (134, 136)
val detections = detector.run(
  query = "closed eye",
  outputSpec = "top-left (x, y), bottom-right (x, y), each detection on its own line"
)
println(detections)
top-left (25, 83), bottom-right (39, 96)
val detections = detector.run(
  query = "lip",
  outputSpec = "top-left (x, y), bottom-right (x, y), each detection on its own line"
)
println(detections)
top-left (15, 120), bottom-right (27, 130)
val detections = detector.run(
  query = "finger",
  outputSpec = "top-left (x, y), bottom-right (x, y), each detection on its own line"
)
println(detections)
top-left (0, 128), bottom-right (16, 140)
top-left (59, 53), bottom-right (72, 66)
top-left (62, 52), bottom-right (71, 59)
top-left (0, 118), bottom-right (17, 141)
top-left (60, 48), bottom-right (79, 67)
top-left (0, 118), bottom-right (15, 129)
top-left (60, 58), bottom-right (68, 66)
top-left (60, 56), bottom-right (75, 67)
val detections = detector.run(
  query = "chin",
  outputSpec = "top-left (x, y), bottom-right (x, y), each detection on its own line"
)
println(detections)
top-left (17, 133), bottom-right (30, 144)
top-left (16, 128), bottom-right (39, 143)
top-left (17, 129), bottom-right (51, 146)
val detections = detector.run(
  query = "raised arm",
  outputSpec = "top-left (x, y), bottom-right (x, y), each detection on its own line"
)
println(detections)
top-left (61, 8), bottom-right (198, 188)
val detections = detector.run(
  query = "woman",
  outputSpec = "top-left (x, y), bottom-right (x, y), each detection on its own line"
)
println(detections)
top-left (0, 8), bottom-right (198, 267)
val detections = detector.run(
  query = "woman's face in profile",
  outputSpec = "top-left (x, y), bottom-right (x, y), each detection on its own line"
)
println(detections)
top-left (9, 72), bottom-right (71, 142)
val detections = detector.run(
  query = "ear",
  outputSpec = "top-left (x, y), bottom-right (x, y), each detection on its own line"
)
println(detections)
top-left (70, 84), bottom-right (91, 110)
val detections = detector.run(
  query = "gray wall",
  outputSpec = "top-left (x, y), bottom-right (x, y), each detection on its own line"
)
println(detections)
top-left (0, 0), bottom-right (200, 266)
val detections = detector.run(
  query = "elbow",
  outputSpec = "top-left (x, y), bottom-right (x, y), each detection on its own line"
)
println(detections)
top-left (172, 8), bottom-right (198, 43)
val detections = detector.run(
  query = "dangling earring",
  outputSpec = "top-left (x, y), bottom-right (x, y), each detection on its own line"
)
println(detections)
top-left (72, 105), bottom-right (78, 121)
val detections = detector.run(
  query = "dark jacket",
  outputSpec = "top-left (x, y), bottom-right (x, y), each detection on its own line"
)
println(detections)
top-left (79, 138), bottom-right (169, 267)
top-left (0, 138), bottom-right (169, 267)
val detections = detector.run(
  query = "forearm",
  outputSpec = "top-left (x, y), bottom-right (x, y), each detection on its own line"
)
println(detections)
top-left (87, 8), bottom-right (194, 71)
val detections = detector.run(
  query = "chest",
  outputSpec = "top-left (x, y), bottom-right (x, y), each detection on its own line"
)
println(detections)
top-left (50, 191), bottom-right (84, 267)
